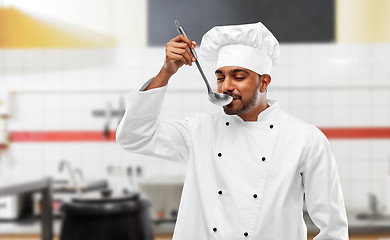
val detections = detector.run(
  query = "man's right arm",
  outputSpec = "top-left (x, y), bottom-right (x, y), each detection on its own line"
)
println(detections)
top-left (116, 34), bottom-right (197, 163)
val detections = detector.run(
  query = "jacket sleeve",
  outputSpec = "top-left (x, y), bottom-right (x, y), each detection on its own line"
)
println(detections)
top-left (116, 82), bottom-right (192, 164)
top-left (302, 126), bottom-right (349, 239)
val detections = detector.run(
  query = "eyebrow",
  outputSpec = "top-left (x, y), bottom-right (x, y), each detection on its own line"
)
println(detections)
top-left (232, 69), bottom-right (249, 74)
top-left (215, 69), bottom-right (250, 74)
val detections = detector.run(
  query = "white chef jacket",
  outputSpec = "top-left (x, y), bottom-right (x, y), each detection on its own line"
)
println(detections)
top-left (116, 81), bottom-right (349, 240)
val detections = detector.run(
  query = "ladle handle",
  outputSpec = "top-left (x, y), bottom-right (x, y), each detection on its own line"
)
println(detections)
top-left (194, 60), bottom-right (213, 94)
top-left (175, 20), bottom-right (213, 94)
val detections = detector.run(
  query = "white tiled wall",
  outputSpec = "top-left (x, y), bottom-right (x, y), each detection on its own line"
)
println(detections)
top-left (0, 43), bottom-right (390, 212)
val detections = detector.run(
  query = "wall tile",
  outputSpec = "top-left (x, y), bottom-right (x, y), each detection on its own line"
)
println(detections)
top-left (62, 70), bottom-right (83, 90)
top-left (371, 140), bottom-right (390, 160)
top-left (291, 65), bottom-right (311, 86)
top-left (350, 181), bottom-right (371, 210)
top-left (372, 65), bottom-right (390, 85)
top-left (331, 106), bottom-right (352, 126)
top-left (271, 66), bottom-right (291, 87)
top-left (81, 143), bottom-right (103, 165)
top-left (290, 45), bottom-right (310, 65)
top-left (371, 44), bottom-right (390, 65)
top-left (371, 107), bottom-right (390, 126)
top-left (43, 111), bottom-right (63, 130)
top-left (351, 107), bottom-right (372, 126)
top-left (42, 49), bottom-right (63, 70)
top-left (308, 65), bottom-right (331, 86)
top-left (350, 160), bottom-right (370, 182)
top-left (23, 50), bottom-right (44, 72)
top-left (371, 160), bottom-right (388, 181)
top-left (43, 71), bottom-right (64, 90)
top-left (310, 106), bottom-right (332, 126)
top-left (330, 90), bottom-right (352, 107)
top-left (4, 50), bottom-right (23, 72)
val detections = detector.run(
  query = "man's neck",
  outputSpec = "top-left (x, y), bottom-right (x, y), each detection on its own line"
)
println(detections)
top-left (238, 101), bottom-right (270, 122)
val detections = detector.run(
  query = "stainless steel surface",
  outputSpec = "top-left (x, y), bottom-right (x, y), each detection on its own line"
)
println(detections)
top-left (356, 212), bottom-right (390, 221)
top-left (52, 179), bottom-right (108, 193)
top-left (175, 20), bottom-right (233, 107)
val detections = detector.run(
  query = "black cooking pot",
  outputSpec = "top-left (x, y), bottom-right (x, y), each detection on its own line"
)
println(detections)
top-left (59, 191), bottom-right (153, 240)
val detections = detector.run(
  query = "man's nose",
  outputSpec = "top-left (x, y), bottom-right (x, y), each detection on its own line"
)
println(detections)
top-left (222, 77), bottom-right (234, 92)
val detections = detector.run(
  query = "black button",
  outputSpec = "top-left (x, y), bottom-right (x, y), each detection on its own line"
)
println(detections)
top-left (213, 228), bottom-right (217, 232)
top-left (218, 190), bottom-right (222, 195)
top-left (226, 122), bottom-right (230, 126)
top-left (218, 153), bottom-right (222, 157)
top-left (253, 194), bottom-right (257, 198)
top-left (270, 124), bottom-right (274, 129)
top-left (244, 232), bottom-right (248, 237)
top-left (262, 157), bottom-right (266, 161)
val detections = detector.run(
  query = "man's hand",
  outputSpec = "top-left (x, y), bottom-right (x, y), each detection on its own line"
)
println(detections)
top-left (145, 35), bottom-right (196, 91)
top-left (163, 34), bottom-right (196, 75)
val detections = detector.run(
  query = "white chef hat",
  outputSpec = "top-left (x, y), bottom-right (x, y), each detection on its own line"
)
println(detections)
top-left (199, 22), bottom-right (280, 75)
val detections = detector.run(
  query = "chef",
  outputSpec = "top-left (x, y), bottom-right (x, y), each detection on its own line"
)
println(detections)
top-left (116, 22), bottom-right (349, 239)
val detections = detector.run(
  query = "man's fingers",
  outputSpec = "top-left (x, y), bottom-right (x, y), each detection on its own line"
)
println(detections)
top-left (166, 51), bottom-right (188, 66)
top-left (170, 47), bottom-right (191, 65)
top-left (171, 34), bottom-right (194, 49)
top-left (169, 42), bottom-right (194, 65)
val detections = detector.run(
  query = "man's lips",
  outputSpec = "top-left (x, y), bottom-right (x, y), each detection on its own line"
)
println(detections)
top-left (225, 93), bottom-right (241, 99)
top-left (226, 94), bottom-right (241, 105)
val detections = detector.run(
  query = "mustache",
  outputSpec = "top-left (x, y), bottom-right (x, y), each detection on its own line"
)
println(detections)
top-left (225, 92), bottom-right (241, 99)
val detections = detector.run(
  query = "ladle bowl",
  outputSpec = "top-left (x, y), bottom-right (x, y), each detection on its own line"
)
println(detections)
top-left (209, 92), bottom-right (233, 106)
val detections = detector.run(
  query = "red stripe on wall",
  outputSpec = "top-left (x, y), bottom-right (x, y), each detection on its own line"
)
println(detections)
top-left (320, 127), bottom-right (390, 139)
top-left (10, 131), bottom-right (116, 142)
top-left (8, 127), bottom-right (390, 142)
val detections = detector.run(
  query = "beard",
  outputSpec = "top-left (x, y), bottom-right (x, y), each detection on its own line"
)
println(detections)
top-left (223, 83), bottom-right (260, 115)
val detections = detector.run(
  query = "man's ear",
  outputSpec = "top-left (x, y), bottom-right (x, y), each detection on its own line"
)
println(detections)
top-left (260, 74), bottom-right (271, 93)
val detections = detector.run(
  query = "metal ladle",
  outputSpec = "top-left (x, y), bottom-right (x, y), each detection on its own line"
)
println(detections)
top-left (175, 20), bottom-right (233, 106)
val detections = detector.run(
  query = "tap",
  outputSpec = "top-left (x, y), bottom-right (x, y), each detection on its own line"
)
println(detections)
top-left (58, 160), bottom-right (81, 196)
top-left (369, 193), bottom-right (378, 215)
top-left (74, 168), bottom-right (84, 182)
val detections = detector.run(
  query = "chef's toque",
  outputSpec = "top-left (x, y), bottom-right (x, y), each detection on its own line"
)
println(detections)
top-left (199, 22), bottom-right (279, 75)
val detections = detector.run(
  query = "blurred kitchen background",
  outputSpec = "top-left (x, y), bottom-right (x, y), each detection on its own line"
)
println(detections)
top-left (0, 0), bottom-right (390, 239)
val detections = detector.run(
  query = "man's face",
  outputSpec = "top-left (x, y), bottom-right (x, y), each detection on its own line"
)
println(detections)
top-left (215, 66), bottom-right (261, 115)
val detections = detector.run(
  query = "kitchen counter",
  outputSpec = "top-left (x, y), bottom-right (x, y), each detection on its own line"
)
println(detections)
top-left (2, 212), bottom-right (390, 236)
top-left (0, 217), bottom-right (175, 235)
top-left (305, 211), bottom-right (390, 235)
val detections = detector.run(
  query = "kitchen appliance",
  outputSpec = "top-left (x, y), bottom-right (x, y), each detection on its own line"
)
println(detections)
top-left (59, 191), bottom-right (153, 240)
top-left (139, 175), bottom-right (183, 222)
top-left (0, 193), bottom-right (32, 220)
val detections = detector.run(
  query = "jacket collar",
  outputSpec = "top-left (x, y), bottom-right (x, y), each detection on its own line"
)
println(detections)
top-left (256, 99), bottom-right (281, 122)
